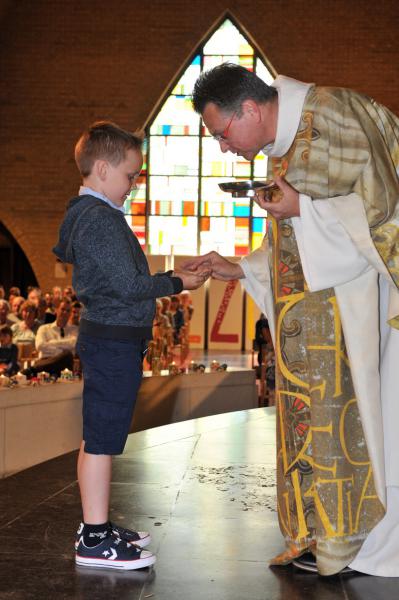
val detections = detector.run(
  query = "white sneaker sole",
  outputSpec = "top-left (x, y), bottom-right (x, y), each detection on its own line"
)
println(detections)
top-left (75, 551), bottom-right (156, 571)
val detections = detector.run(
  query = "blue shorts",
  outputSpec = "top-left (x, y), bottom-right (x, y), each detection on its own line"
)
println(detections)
top-left (76, 332), bottom-right (146, 455)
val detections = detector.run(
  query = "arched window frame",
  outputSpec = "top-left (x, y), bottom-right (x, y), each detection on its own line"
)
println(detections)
top-left (124, 12), bottom-right (276, 257)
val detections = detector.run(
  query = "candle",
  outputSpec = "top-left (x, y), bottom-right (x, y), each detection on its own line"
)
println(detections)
top-left (0, 374), bottom-right (10, 387)
top-left (15, 371), bottom-right (27, 385)
top-left (60, 368), bottom-right (73, 380)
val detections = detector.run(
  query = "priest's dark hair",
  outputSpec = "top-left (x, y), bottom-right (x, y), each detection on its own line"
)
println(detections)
top-left (192, 62), bottom-right (277, 116)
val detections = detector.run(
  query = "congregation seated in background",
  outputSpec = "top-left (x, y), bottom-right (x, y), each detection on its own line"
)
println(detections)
top-left (145, 293), bottom-right (195, 371)
top-left (0, 284), bottom-right (83, 377)
top-left (1, 283), bottom-right (194, 376)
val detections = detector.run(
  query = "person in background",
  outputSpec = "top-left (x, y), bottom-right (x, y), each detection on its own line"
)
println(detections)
top-left (27, 287), bottom-right (42, 307)
top-left (152, 298), bottom-right (172, 346)
top-left (35, 297), bottom-right (56, 326)
top-left (0, 325), bottom-right (19, 376)
top-left (255, 313), bottom-right (272, 367)
top-left (0, 299), bottom-right (15, 327)
top-left (0, 285), bottom-right (5, 300)
top-left (63, 285), bottom-right (75, 301)
top-left (179, 290), bottom-right (194, 321)
top-left (44, 292), bottom-right (52, 308)
top-left (9, 295), bottom-right (25, 323)
top-left (69, 301), bottom-right (82, 326)
top-left (33, 300), bottom-right (78, 375)
top-left (8, 286), bottom-right (21, 303)
top-left (8, 286), bottom-right (21, 309)
top-left (169, 295), bottom-right (185, 345)
top-left (160, 296), bottom-right (173, 324)
top-left (52, 286), bottom-right (62, 309)
top-left (11, 300), bottom-right (38, 344)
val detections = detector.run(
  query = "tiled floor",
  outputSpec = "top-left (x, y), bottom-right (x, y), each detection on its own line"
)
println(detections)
top-left (1, 407), bottom-right (398, 599)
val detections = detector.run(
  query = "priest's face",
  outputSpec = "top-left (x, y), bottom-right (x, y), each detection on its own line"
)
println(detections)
top-left (202, 100), bottom-right (277, 161)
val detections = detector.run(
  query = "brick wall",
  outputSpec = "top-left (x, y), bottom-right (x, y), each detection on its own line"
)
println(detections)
top-left (0, 0), bottom-right (398, 291)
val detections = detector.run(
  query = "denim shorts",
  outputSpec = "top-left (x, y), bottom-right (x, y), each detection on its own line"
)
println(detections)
top-left (76, 332), bottom-right (146, 455)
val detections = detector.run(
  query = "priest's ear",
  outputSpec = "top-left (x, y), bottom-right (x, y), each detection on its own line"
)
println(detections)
top-left (241, 100), bottom-right (262, 123)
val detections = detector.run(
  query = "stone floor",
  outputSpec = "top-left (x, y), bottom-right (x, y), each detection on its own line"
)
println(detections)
top-left (1, 407), bottom-right (398, 599)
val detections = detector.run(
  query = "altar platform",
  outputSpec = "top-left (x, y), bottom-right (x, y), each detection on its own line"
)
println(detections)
top-left (0, 364), bottom-right (257, 477)
top-left (1, 407), bottom-right (398, 599)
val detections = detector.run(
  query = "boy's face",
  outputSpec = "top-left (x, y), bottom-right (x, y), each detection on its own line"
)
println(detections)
top-left (102, 149), bottom-right (143, 207)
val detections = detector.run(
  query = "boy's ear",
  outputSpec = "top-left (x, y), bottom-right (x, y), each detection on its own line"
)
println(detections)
top-left (94, 159), bottom-right (108, 181)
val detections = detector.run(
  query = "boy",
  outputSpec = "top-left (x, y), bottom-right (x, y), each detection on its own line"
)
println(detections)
top-left (53, 121), bottom-right (209, 570)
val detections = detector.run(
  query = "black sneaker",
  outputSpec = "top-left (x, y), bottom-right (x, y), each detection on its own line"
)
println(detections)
top-left (75, 533), bottom-right (156, 570)
top-left (75, 522), bottom-right (151, 550)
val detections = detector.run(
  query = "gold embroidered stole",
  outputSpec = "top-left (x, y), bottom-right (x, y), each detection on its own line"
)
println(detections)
top-left (267, 88), bottom-right (388, 575)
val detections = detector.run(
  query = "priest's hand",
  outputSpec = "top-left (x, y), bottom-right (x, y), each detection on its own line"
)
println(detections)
top-left (173, 268), bottom-right (211, 290)
top-left (255, 176), bottom-right (300, 220)
top-left (180, 252), bottom-right (244, 282)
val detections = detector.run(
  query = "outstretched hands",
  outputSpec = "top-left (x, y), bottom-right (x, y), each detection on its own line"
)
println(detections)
top-left (173, 267), bottom-right (211, 290)
top-left (180, 251), bottom-right (244, 282)
top-left (255, 175), bottom-right (300, 220)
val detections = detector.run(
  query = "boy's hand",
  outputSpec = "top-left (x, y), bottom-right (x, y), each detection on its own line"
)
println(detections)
top-left (180, 251), bottom-right (244, 282)
top-left (255, 176), bottom-right (300, 220)
top-left (173, 268), bottom-right (211, 290)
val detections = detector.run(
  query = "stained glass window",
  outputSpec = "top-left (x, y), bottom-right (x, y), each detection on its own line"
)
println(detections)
top-left (124, 17), bottom-right (275, 255)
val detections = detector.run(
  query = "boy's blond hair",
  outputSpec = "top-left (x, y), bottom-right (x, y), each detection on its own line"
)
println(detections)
top-left (75, 121), bottom-right (143, 178)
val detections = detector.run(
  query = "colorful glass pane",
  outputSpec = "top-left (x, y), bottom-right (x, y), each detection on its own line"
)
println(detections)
top-left (203, 55), bottom-right (253, 71)
top-left (201, 137), bottom-right (251, 178)
top-left (203, 19), bottom-right (253, 56)
top-left (150, 96), bottom-right (200, 136)
top-left (149, 176), bottom-right (198, 215)
top-left (201, 177), bottom-right (233, 216)
top-left (252, 201), bottom-right (268, 217)
top-left (251, 216), bottom-right (267, 250)
top-left (253, 152), bottom-right (268, 178)
top-left (201, 177), bottom-right (253, 218)
top-left (149, 136), bottom-right (199, 176)
top-left (199, 216), bottom-right (249, 256)
top-left (172, 56), bottom-right (201, 95)
top-left (148, 216), bottom-right (198, 255)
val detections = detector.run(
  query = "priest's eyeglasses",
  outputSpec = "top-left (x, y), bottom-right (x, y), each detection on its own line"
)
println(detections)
top-left (212, 111), bottom-right (237, 142)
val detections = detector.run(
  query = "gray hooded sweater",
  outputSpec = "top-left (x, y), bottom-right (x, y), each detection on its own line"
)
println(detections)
top-left (53, 194), bottom-right (183, 339)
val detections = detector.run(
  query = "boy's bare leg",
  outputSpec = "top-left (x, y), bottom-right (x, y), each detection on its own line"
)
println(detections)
top-left (77, 441), bottom-right (112, 524)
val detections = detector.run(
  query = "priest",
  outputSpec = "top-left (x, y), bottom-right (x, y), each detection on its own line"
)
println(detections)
top-left (182, 62), bottom-right (399, 576)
